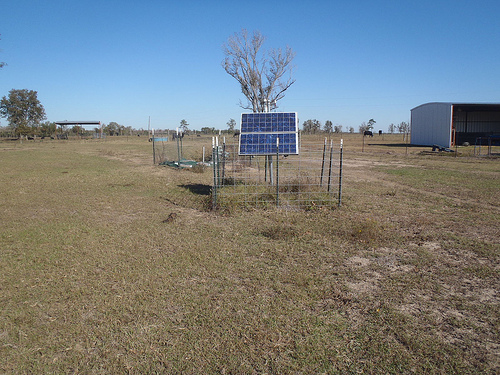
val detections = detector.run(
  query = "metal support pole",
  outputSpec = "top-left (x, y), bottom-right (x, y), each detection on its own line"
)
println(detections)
top-left (320, 137), bottom-right (327, 187)
top-left (152, 128), bottom-right (156, 164)
top-left (222, 137), bottom-right (226, 184)
top-left (276, 137), bottom-right (279, 207)
top-left (264, 155), bottom-right (268, 182)
top-left (180, 132), bottom-right (183, 160)
top-left (216, 137), bottom-right (221, 188)
top-left (176, 128), bottom-right (181, 164)
top-left (327, 140), bottom-right (333, 192)
top-left (338, 139), bottom-right (344, 207)
top-left (268, 155), bottom-right (274, 185)
top-left (212, 138), bottom-right (217, 209)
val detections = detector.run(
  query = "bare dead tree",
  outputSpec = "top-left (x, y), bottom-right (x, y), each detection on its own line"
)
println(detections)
top-left (222, 29), bottom-right (295, 113)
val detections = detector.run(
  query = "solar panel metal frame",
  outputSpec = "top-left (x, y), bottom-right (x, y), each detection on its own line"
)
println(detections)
top-left (238, 112), bottom-right (299, 155)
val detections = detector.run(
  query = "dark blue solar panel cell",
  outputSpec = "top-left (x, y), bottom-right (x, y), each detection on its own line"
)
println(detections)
top-left (239, 112), bottom-right (298, 155)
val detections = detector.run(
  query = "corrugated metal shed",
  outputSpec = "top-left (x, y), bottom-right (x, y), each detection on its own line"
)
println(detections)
top-left (411, 103), bottom-right (453, 147)
top-left (411, 103), bottom-right (500, 147)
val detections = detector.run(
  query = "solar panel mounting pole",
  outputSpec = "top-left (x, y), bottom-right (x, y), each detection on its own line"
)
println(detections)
top-left (268, 154), bottom-right (274, 185)
top-left (265, 156), bottom-right (268, 182)
top-left (276, 137), bottom-right (279, 207)
top-left (263, 102), bottom-right (274, 185)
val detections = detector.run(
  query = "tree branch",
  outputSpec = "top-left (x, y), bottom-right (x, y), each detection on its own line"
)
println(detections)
top-left (222, 29), bottom-right (295, 113)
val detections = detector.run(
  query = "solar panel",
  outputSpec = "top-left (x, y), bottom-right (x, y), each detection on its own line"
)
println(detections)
top-left (239, 112), bottom-right (299, 155)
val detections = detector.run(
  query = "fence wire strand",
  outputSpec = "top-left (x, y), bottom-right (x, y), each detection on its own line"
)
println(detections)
top-left (213, 138), bottom-right (343, 211)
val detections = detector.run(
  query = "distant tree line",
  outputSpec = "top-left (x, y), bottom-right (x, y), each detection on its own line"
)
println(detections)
top-left (301, 118), bottom-right (410, 136)
top-left (102, 122), bottom-right (135, 136)
top-left (388, 122), bottom-right (410, 137)
top-left (302, 119), bottom-right (355, 134)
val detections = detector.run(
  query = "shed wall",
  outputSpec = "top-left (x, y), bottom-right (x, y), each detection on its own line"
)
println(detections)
top-left (411, 103), bottom-right (452, 146)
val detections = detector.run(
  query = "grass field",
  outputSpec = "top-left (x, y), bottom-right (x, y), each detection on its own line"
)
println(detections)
top-left (0, 134), bottom-right (499, 373)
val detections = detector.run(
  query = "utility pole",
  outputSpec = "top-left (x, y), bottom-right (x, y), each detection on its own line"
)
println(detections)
top-left (148, 116), bottom-right (151, 139)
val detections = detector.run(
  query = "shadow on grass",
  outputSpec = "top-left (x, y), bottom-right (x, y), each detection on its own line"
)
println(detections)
top-left (180, 184), bottom-right (212, 196)
top-left (367, 143), bottom-right (421, 147)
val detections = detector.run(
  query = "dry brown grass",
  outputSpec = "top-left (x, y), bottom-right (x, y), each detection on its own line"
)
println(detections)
top-left (0, 134), bottom-right (498, 373)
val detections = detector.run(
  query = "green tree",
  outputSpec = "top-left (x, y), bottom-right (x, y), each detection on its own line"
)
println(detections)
top-left (324, 120), bottom-right (333, 133)
top-left (368, 118), bottom-right (376, 130)
top-left (397, 121), bottom-right (410, 141)
top-left (227, 118), bottom-right (236, 132)
top-left (397, 121), bottom-right (409, 134)
top-left (223, 29), bottom-right (295, 112)
top-left (40, 121), bottom-right (56, 137)
top-left (71, 125), bottom-right (83, 135)
top-left (0, 89), bottom-right (46, 137)
top-left (103, 122), bottom-right (116, 135)
top-left (302, 119), bottom-right (321, 134)
top-left (0, 125), bottom-right (15, 137)
top-left (359, 119), bottom-right (376, 133)
top-left (58, 123), bottom-right (68, 135)
top-left (358, 122), bottom-right (368, 133)
top-left (334, 124), bottom-right (343, 133)
top-left (179, 119), bottom-right (189, 134)
top-left (201, 127), bottom-right (215, 134)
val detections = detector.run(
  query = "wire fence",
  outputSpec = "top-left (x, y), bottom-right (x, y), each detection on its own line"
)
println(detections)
top-left (212, 137), bottom-right (343, 211)
top-left (474, 136), bottom-right (500, 156)
top-left (151, 136), bottom-right (172, 165)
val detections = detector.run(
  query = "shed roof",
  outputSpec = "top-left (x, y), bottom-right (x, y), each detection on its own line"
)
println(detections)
top-left (411, 102), bottom-right (500, 112)
top-left (55, 121), bottom-right (101, 125)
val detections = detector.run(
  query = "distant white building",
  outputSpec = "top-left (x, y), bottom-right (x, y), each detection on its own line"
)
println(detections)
top-left (410, 103), bottom-right (500, 147)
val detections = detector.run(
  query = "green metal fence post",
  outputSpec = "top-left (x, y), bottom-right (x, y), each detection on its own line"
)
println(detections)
top-left (338, 139), bottom-right (343, 207)
top-left (327, 140), bottom-right (333, 192)
top-left (320, 137), bottom-right (326, 187)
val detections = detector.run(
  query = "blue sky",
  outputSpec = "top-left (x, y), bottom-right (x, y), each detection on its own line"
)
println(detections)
top-left (1, 0), bottom-right (499, 132)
